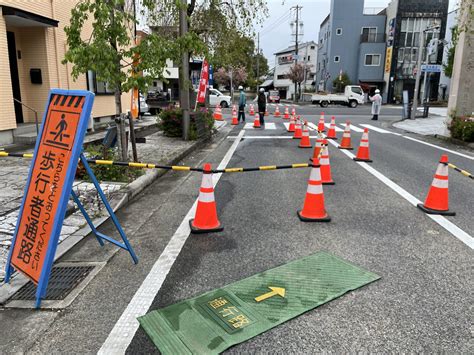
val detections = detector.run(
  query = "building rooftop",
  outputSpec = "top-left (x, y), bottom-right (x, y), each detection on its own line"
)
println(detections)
top-left (320, 14), bottom-right (330, 28)
top-left (274, 41), bottom-right (317, 55)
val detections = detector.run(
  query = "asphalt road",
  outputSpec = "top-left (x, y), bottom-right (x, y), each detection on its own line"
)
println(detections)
top-left (5, 105), bottom-right (472, 353)
top-left (125, 107), bottom-right (473, 353)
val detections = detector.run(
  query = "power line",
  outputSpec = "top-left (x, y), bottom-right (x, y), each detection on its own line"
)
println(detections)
top-left (260, 13), bottom-right (292, 38)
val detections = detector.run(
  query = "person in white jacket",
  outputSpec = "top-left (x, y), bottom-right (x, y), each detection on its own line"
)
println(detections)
top-left (370, 89), bottom-right (382, 120)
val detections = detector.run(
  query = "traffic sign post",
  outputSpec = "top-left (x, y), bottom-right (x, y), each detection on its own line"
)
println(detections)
top-left (4, 89), bottom-right (138, 308)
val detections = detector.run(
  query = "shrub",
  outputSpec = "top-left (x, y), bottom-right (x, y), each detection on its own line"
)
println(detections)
top-left (77, 145), bottom-right (143, 183)
top-left (449, 116), bottom-right (474, 142)
top-left (158, 107), bottom-right (214, 140)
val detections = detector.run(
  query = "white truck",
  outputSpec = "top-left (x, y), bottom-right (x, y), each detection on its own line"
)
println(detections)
top-left (311, 85), bottom-right (365, 108)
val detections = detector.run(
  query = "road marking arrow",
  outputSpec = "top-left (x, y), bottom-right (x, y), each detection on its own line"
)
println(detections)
top-left (254, 287), bottom-right (286, 302)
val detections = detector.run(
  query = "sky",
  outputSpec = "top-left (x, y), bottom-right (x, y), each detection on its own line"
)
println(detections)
top-left (259, 0), bottom-right (458, 67)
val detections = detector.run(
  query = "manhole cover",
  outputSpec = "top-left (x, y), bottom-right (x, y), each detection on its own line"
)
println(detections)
top-left (6, 262), bottom-right (105, 309)
top-left (11, 265), bottom-right (94, 301)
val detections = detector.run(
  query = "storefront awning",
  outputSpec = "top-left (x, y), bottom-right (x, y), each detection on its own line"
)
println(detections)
top-left (1, 6), bottom-right (58, 27)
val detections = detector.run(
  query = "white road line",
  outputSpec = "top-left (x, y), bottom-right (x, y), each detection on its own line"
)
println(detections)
top-left (340, 124), bottom-right (364, 132)
top-left (283, 122), bottom-right (290, 131)
top-left (402, 136), bottom-right (474, 160)
top-left (244, 122), bottom-right (276, 130)
top-left (324, 123), bottom-right (343, 132)
top-left (326, 139), bottom-right (474, 250)
top-left (360, 124), bottom-right (396, 134)
top-left (99, 130), bottom-right (246, 355)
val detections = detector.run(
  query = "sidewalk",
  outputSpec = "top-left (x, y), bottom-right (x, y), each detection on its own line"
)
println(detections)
top-left (393, 107), bottom-right (448, 136)
top-left (0, 118), bottom-right (226, 288)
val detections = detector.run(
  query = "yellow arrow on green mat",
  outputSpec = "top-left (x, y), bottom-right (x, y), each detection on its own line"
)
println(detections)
top-left (255, 287), bottom-right (286, 302)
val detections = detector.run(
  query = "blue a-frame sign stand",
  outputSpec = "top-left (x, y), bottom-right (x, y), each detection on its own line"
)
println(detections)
top-left (4, 89), bottom-right (138, 308)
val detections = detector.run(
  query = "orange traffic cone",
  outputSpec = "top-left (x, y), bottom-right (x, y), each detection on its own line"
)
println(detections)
top-left (327, 116), bottom-right (337, 139)
top-left (249, 104), bottom-right (255, 116)
top-left (190, 163), bottom-right (224, 233)
top-left (292, 106), bottom-right (296, 116)
top-left (299, 122), bottom-right (312, 148)
top-left (231, 108), bottom-right (238, 125)
top-left (274, 105), bottom-right (281, 117)
top-left (284, 107), bottom-right (290, 119)
top-left (353, 128), bottom-right (372, 162)
top-left (320, 140), bottom-right (334, 185)
top-left (265, 108), bottom-right (269, 116)
top-left (213, 104), bottom-right (223, 121)
top-left (297, 160), bottom-right (331, 222)
top-left (417, 155), bottom-right (455, 216)
top-left (318, 112), bottom-right (326, 132)
top-left (293, 118), bottom-right (303, 139)
top-left (310, 137), bottom-right (324, 162)
top-left (288, 115), bottom-right (296, 132)
top-left (338, 121), bottom-right (353, 150)
top-left (253, 113), bottom-right (261, 128)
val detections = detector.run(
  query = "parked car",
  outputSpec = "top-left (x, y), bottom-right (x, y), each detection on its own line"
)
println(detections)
top-left (145, 90), bottom-right (172, 115)
top-left (311, 85), bottom-right (365, 108)
top-left (139, 95), bottom-right (149, 114)
top-left (209, 89), bottom-right (231, 108)
top-left (268, 90), bottom-right (280, 103)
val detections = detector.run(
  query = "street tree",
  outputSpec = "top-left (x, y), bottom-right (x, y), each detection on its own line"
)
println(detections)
top-left (64, 0), bottom-right (205, 154)
top-left (443, 25), bottom-right (459, 78)
top-left (332, 72), bottom-right (351, 93)
top-left (288, 63), bottom-right (313, 99)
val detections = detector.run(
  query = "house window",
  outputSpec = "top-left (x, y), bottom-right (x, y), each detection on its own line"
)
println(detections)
top-left (334, 56), bottom-right (340, 63)
top-left (87, 70), bottom-right (114, 95)
top-left (336, 28), bottom-right (342, 35)
top-left (361, 27), bottom-right (377, 42)
top-left (364, 54), bottom-right (381, 66)
top-left (307, 55), bottom-right (311, 61)
top-left (310, 45), bottom-right (315, 49)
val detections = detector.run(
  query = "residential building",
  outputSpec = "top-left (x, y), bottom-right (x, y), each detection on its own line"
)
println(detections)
top-left (273, 41), bottom-right (317, 100)
top-left (439, 9), bottom-right (458, 101)
top-left (315, 0), bottom-right (387, 94)
top-left (382, 0), bottom-right (449, 104)
top-left (0, 1), bottom-right (132, 146)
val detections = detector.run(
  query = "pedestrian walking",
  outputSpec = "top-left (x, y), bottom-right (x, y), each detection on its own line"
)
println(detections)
top-left (238, 86), bottom-right (246, 123)
top-left (370, 89), bottom-right (382, 121)
top-left (257, 88), bottom-right (266, 126)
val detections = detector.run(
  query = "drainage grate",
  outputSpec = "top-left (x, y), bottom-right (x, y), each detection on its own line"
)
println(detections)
top-left (11, 265), bottom-right (95, 301)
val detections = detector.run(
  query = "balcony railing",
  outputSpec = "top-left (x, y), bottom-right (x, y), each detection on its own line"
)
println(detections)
top-left (360, 33), bottom-right (386, 43)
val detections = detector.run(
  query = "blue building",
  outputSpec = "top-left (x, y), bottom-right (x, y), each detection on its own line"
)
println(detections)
top-left (315, 0), bottom-right (387, 94)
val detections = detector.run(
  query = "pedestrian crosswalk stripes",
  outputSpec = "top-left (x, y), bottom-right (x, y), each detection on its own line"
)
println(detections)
top-left (239, 121), bottom-right (395, 134)
top-left (244, 122), bottom-right (277, 130)
top-left (324, 123), bottom-right (343, 132)
top-left (359, 124), bottom-right (392, 134)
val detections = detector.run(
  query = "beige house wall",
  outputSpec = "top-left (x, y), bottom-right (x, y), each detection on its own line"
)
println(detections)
top-left (0, 0), bottom-right (132, 140)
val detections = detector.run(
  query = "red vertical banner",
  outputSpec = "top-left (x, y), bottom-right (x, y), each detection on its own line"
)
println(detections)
top-left (197, 59), bottom-right (209, 104)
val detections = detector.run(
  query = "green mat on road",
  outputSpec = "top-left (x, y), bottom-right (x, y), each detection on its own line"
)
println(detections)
top-left (138, 251), bottom-right (380, 354)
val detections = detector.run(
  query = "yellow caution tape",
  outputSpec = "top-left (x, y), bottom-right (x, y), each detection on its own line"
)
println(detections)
top-left (259, 165), bottom-right (277, 171)
top-left (224, 168), bottom-right (244, 173)
top-left (171, 166), bottom-right (191, 171)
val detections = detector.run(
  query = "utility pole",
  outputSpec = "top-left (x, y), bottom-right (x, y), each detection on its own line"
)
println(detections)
top-left (294, 5), bottom-right (299, 102)
top-left (256, 32), bottom-right (260, 87)
top-left (413, 23), bottom-right (439, 119)
top-left (179, 0), bottom-right (190, 140)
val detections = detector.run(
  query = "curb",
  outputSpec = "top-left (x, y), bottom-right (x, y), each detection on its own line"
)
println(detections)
top-left (434, 134), bottom-right (474, 150)
top-left (0, 124), bottom-right (228, 304)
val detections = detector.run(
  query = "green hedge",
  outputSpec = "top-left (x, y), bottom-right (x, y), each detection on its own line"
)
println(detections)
top-left (158, 107), bottom-right (214, 140)
top-left (449, 116), bottom-right (474, 143)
